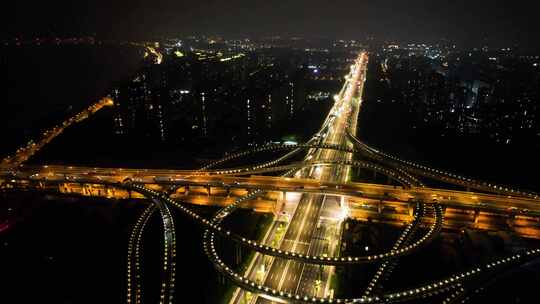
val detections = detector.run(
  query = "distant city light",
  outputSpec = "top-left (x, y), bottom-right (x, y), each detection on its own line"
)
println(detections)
top-left (220, 53), bottom-right (245, 62)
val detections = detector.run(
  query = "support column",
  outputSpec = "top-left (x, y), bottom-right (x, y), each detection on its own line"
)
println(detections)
top-left (473, 209), bottom-right (480, 224)
top-left (274, 191), bottom-right (286, 216)
top-left (441, 205), bottom-right (447, 219)
top-left (407, 202), bottom-right (415, 217)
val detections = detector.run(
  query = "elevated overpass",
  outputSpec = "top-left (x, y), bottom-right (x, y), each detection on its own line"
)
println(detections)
top-left (4, 172), bottom-right (540, 217)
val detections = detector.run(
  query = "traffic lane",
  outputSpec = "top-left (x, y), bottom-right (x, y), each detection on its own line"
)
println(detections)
top-left (258, 195), bottom-right (321, 297)
top-left (296, 225), bottom-right (331, 296)
top-left (280, 260), bottom-right (304, 293)
top-left (256, 197), bottom-right (314, 303)
top-left (282, 196), bottom-right (324, 245)
top-left (296, 235), bottom-right (332, 296)
top-left (282, 196), bottom-right (311, 240)
top-left (259, 194), bottom-right (324, 299)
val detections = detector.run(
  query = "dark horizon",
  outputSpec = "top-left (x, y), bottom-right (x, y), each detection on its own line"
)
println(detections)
top-left (3, 0), bottom-right (540, 49)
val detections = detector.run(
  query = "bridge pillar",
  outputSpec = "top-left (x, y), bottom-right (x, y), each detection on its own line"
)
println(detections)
top-left (184, 185), bottom-right (190, 195)
top-left (206, 186), bottom-right (211, 196)
top-left (273, 191), bottom-right (286, 215)
top-left (225, 187), bottom-right (231, 198)
top-left (378, 202), bottom-right (383, 214)
top-left (473, 209), bottom-right (480, 225)
top-left (407, 202), bottom-right (415, 217)
top-left (373, 170), bottom-right (377, 180)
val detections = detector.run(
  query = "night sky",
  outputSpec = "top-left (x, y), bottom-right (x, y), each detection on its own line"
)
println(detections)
top-left (3, 0), bottom-right (540, 47)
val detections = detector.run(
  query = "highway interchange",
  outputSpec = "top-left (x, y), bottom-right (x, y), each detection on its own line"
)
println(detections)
top-left (2, 51), bottom-right (540, 303)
